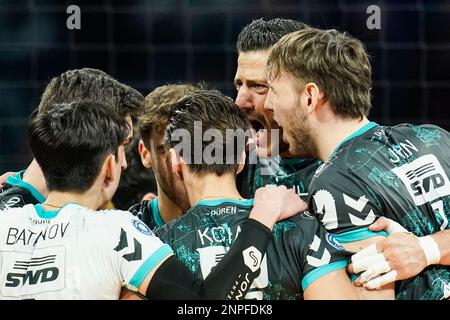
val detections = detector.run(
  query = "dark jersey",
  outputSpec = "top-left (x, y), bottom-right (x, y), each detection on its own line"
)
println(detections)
top-left (0, 171), bottom-right (45, 210)
top-left (128, 197), bottom-right (164, 230)
top-left (237, 148), bottom-right (321, 200)
top-left (155, 198), bottom-right (351, 300)
top-left (309, 122), bottom-right (450, 300)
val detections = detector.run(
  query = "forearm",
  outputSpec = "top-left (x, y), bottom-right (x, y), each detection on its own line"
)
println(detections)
top-left (431, 229), bottom-right (450, 265)
top-left (146, 219), bottom-right (273, 300)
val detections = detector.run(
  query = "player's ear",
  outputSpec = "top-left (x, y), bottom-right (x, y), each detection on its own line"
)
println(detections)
top-left (236, 149), bottom-right (246, 175)
top-left (139, 140), bottom-right (153, 168)
top-left (169, 148), bottom-right (184, 180)
top-left (102, 154), bottom-right (116, 189)
top-left (304, 82), bottom-right (323, 113)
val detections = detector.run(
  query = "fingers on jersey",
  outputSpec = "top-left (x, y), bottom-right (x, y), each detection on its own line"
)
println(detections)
top-left (358, 260), bottom-right (391, 284)
top-left (363, 270), bottom-right (397, 290)
top-left (351, 243), bottom-right (379, 263)
top-left (352, 252), bottom-right (387, 274)
top-left (386, 220), bottom-right (409, 235)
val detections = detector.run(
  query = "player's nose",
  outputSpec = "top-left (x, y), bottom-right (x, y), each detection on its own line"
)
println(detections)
top-left (235, 87), bottom-right (254, 111)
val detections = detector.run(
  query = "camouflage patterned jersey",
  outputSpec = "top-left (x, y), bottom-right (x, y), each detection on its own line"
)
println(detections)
top-left (155, 198), bottom-right (351, 300)
top-left (237, 148), bottom-right (321, 201)
top-left (309, 122), bottom-right (450, 300)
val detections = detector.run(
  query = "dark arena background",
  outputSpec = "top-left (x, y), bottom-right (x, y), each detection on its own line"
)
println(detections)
top-left (0, 0), bottom-right (449, 172)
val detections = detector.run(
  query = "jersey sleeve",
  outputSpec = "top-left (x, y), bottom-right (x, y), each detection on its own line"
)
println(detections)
top-left (112, 213), bottom-right (173, 291)
top-left (309, 160), bottom-right (388, 242)
top-left (296, 215), bottom-right (351, 291)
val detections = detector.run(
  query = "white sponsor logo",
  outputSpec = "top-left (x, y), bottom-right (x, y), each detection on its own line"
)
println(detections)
top-left (242, 246), bottom-right (262, 273)
top-left (1, 246), bottom-right (65, 297)
top-left (392, 154), bottom-right (450, 206)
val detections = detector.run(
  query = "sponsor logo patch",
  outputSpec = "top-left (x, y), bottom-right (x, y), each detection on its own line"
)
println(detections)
top-left (132, 219), bottom-right (152, 236)
top-left (325, 233), bottom-right (344, 251)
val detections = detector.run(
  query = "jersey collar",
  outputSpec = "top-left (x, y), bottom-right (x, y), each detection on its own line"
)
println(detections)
top-left (34, 202), bottom-right (81, 219)
top-left (195, 198), bottom-right (254, 207)
top-left (150, 197), bottom-right (165, 228)
top-left (328, 121), bottom-right (379, 160)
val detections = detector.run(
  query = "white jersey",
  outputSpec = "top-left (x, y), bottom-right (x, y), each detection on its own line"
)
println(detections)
top-left (0, 203), bottom-right (173, 299)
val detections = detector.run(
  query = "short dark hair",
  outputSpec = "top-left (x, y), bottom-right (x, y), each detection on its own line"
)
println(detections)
top-left (236, 18), bottom-right (308, 53)
top-left (38, 68), bottom-right (144, 119)
top-left (165, 90), bottom-right (251, 176)
top-left (29, 101), bottom-right (130, 193)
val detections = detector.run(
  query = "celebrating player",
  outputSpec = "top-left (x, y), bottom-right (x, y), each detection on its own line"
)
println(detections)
top-left (129, 84), bottom-right (200, 229)
top-left (234, 18), bottom-right (321, 200)
top-left (0, 101), bottom-right (296, 300)
top-left (154, 89), bottom-right (394, 300)
top-left (264, 26), bottom-right (450, 299)
top-left (0, 68), bottom-right (144, 210)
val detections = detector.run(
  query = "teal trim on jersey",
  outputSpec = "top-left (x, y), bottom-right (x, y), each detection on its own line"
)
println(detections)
top-left (350, 273), bottom-right (360, 283)
top-left (129, 244), bottom-right (173, 288)
top-left (333, 227), bottom-right (388, 243)
top-left (329, 122), bottom-right (379, 160)
top-left (195, 198), bottom-right (254, 207)
top-left (6, 170), bottom-right (46, 203)
top-left (150, 197), bottom-right (164, 228)
top-left (301, 259), bottom-right (348, 291)
top-left (34, 202), bottom-right (80, 219)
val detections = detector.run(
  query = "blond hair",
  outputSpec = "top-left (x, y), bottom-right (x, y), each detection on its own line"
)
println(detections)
top-left (266, 27), bottom-right (372, 119)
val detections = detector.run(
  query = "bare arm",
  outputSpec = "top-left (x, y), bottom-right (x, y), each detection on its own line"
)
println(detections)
top-left (303, 268), bottom-right (394, 300)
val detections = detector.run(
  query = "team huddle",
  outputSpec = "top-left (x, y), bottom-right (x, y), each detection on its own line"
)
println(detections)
top-left (0, 18), bottom-right (449, 300)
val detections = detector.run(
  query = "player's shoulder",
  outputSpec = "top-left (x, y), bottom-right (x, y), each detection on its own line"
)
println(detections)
top-left (0, 202), bottom-right (31, 217)
top-left (309, 156), bottom-right (349, 190)
top-left (155, 206), bottom-right (195, 238)
top-left (274, 211), bottom-right (322, 238)
top-left (388, 123), bottom-right (449, 145)
top-left (96, 208), bottom-right (138, 224)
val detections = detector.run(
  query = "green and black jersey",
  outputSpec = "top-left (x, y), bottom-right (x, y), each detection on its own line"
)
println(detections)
top-left (155, 198), bottom-right (351, 300)
top-left (309, 122), bottom-right (450, 300)
top-left (237, 148), bottom-right (321, 200)
top-left (128, 197), bottom-right (164, 230)
top-left (0, 171), bottom-right (45, 210)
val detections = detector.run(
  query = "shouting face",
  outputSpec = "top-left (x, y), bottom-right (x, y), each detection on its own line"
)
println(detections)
top-left (234, 50), bottom-right (289, 157)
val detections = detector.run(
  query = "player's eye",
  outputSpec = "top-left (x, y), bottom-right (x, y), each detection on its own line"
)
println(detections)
top-left (253, 84), bottom-right (268, 94)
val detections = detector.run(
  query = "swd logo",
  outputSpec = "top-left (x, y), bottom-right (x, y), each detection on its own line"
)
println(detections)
top-left (6, 267), bottom-right (59, 287)
top-left (392, 154), bottom-right (450, 206)
top-left (1, 248), bottom-right (65, 297)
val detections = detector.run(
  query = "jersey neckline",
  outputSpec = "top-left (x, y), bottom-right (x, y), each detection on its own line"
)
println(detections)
top-left (195, 198), bottom-right (254, 207)
top-left (34, 202), bottom-right (81, 219)
top-left (6, 170), bottom-right (46, 203)
top-left (328, 121), bottom-right (379, 160)
top-left (150, 197), bottom-right (165, 228)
